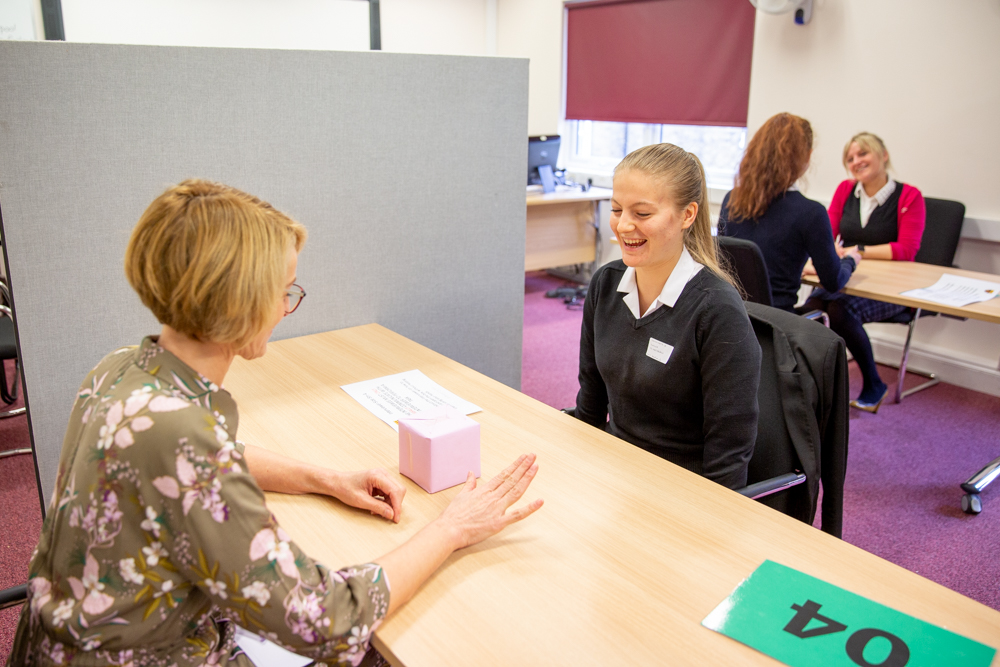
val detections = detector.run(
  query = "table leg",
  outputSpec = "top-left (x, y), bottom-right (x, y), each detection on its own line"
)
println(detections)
top-left (960, 455), bottom-right (1000, 514)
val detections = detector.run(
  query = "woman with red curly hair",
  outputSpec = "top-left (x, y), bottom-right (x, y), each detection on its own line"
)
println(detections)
top-left (719, 113), bottom-right (861, 312)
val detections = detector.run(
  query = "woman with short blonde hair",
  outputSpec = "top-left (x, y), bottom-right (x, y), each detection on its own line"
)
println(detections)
top-left (11, 179), bottom-right (542, 666)
top-left (575, 144), bottom-right (761, 490)
top-left (803, 132), bottom-right (926, 413)
top-left (124, 179), bottom-right (307, 350)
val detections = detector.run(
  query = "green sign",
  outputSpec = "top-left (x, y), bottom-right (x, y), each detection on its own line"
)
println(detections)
top-left (703, 560), bottom-right (996, 667)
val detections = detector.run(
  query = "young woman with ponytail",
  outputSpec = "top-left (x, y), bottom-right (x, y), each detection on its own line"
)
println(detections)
top-left (574, 144), bottom-right (761, 490)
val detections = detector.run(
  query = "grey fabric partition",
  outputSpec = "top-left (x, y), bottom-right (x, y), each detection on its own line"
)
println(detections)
top-left (0, 41), bottom-right (528, 510)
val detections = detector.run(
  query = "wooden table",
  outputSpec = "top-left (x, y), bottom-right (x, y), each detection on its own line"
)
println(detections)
top-left (225, 324), bottom-right (1000, 665)
top-left (802, 259), bottom-right (1000, 324)
top-left (525, 186), bottom-right (611, 272)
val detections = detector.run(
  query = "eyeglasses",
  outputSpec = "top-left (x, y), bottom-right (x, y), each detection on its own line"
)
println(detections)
top-left (285, 283), bottom-right (306, 315)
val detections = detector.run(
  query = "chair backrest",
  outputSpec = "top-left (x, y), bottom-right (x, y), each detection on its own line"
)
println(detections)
top-left (744, 302), bottom-right (850, 536)
top-left (717, 236), bottom-right (773, 307)
top-left (914, 197), bottom-right (965, 268)
top-left (745, 312), bottom-right (808, 522)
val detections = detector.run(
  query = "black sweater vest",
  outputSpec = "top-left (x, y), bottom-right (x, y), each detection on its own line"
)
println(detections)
top-left (838, 181), bottom-right (902, 247)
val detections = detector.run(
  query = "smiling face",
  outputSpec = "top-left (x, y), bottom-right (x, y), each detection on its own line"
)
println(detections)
top-left (844, 141), bottom-right (889, 188)
top-left (611, 168), bottom-right (697, 275)
top-left (237, 244), bottom-right (298, 361)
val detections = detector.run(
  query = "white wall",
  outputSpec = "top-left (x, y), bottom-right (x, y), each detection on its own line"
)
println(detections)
top-left (749, 0), bottom-right (1000, 396)
top-left (59, 0), bottom-right (497, 58)
top-left (497, 0), bottom-right (563, 135)
top-left (60, 0), bottom-right (371, 50)
top-left (747, 0), bottom-right (1000, 222)
top-left (382, 0), bottom-right (487, 56)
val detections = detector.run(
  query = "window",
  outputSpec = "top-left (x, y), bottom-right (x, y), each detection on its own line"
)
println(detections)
top-left (562, 119), bottom-right (747, 191)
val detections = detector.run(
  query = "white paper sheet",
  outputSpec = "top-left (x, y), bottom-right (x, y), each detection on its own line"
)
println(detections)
top-left (900, 273), bottom-right (1000, 308)
top-left (234, 625), bottom-right (312, 667)
top-left (342, 370), bottom-right (482, 431)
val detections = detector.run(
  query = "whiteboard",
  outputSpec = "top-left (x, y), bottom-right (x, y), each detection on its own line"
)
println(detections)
top-left (0, 0), bottom-right (37, 40)
top-left (61, 0), bottom-right (371, 50)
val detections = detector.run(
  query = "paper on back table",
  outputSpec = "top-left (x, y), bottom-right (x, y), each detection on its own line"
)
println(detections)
top-left (342, 370), bottom-right (482, 431)
top-left (901, 273), bottom-right (1000, 308)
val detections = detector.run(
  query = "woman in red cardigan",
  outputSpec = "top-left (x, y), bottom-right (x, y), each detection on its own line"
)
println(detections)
top-left (802, 132), bottom-right (926, 413)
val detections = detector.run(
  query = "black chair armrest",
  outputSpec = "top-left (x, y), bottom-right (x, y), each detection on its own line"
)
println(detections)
top-left (738, 472), bottom-right (807, 500)
top-left (0, 583), bottom-right (28, 610)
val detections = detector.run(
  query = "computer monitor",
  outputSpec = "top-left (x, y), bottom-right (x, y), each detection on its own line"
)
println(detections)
top-left (528, 135), bottom-right (561, 191)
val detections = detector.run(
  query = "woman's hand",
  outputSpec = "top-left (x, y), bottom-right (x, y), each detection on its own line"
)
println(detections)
top-left (433, 454), bottom-right (544, 550)
top-left (243, 444), bottom-right (405, 522)
top-left (328, 469), bottom-right (406, 523)
top-left (834, 239), bottom-right (848, 258)
top-left (802, 259), bottom-right (817, 277)
top-left (376, 454), bottom-right (544, 616)
top-left (845, 247), bottom-right (863, 266)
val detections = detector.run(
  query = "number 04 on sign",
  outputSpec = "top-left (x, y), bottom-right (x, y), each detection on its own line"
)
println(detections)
top-left (703, 560), bottom-right (996, 666)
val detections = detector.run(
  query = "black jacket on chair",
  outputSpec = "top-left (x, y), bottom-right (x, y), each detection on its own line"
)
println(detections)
top-left (745, 302), bottom-right (849, 538)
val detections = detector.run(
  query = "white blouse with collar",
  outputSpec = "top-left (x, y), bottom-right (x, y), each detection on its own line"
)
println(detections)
top-left (616, 246), bottom-right (704, 319)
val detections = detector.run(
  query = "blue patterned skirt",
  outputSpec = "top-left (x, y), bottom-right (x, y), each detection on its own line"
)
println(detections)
top-left (808, 287), bottom-right (908, 324)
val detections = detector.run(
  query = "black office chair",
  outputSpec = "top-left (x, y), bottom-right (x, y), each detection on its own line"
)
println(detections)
top-left (1, 279), bottom-right (31, 469)
top-left (717, 236), bottom-right (774, 306)
top-left (1, 281), bottom-right (27, 423)
top-left (0, 583), bottom-right (27, 610)
top-left (741, 302), bottom-right (850, 537)
top-left (0, 276), bottom-right (30, 610)
top-left (882, 197), bottom-right (966, 403)
top-left (717, 236), bottom-right (830, 327)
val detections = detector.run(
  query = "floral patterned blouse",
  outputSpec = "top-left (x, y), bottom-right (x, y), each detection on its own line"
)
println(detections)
top-left (9, 337), bottom-right (390, 667)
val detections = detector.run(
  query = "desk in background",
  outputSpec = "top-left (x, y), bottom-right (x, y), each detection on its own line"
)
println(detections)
top-left (803, 260), bottom-right (1000, 514)
top-left (525, 186), bottom-right (611, 272)
top-left (802, 259), bottom-right (1000, 323)
top-left (225, 324), bottom-right (1000, 665)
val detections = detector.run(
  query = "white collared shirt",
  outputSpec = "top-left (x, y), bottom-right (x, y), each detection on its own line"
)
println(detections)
top-left (617, 247), bottom-right (704, 319)
top-left (854, 178), bottom-right (896, 228)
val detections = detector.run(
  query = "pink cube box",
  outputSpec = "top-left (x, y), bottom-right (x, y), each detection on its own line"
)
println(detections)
top-left (398, 406), bottom-right (481, 493)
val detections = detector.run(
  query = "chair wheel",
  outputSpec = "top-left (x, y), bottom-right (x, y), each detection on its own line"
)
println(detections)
top-left (961, 493), bottom-right (982, 515)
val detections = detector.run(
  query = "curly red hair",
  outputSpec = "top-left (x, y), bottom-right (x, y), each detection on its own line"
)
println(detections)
top-left (727, 113), bottom-right (813, 221)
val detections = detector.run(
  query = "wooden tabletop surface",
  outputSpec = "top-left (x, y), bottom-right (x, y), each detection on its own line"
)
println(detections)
top-left (526, 185), bottom-right (612, 206)
top-left (803, 259), bottom-right (1000, 324)
top-left (225, 324), bottom-right (1000, 666)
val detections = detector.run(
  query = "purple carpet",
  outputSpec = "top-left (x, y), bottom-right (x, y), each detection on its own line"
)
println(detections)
top-left (523, 271), bottom-right (1000, 610)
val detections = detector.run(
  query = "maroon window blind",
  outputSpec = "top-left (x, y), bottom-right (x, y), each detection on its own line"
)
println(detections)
top-left (565, 0), bottom-right (756, 127)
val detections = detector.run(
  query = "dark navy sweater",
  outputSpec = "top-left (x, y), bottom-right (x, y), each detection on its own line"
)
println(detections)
top-left (719, 191), bottom-right (856, 312)
top-left (576, 262), bottom-right (761, 489)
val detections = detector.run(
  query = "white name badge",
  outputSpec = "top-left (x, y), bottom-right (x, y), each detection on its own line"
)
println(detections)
top-left (646, 337), bottom-right (674, 364)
